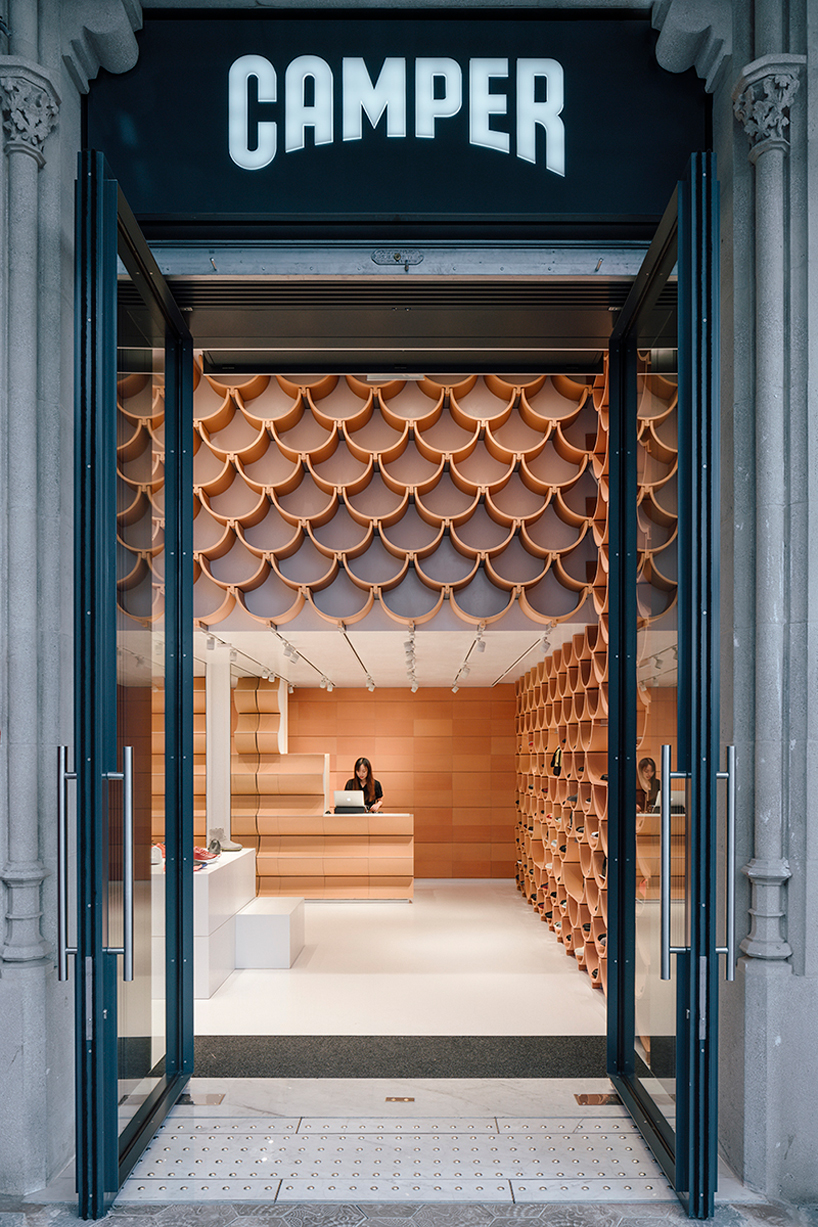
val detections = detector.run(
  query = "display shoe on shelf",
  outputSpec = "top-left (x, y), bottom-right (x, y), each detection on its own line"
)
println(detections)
top-left (208, 826), bottom-right (243, 852)
top-left (193, 845), bottom-right (219, 862)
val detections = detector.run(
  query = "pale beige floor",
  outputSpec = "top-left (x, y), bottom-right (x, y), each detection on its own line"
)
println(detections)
top-left (195, 878), bottom-right (608, 1037)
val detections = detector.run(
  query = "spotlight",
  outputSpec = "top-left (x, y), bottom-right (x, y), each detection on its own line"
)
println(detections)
top-left (326, 682), bottom-right (334, 693)
top-left (476, 639), bottom-right (486, 653)
top-left (411, 682), bottom-right (418, 693)
top-left (452, 684), bottom-right (459, 693)
top-left (403, 639), bottom-right (414, 651)
top-left (283, 644), bottom-right (294, 658)
top-left (367, 679), bottom-right (375, 692)
top-left (319, 677), bottom-right (327, 689)
top-left (288, 684), bottom-right (294, 694)
top-left (461, 665), bottom-right (470, 678)
top-left (229, 649), bottom-right (238, 662)
top-left (206, 635), bottom-right (215, 650)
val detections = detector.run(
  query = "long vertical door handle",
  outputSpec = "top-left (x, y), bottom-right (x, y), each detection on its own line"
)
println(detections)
top-left (105, 746), bottom-right (135, 981)
top-left (660, 743), bottom-right (689, 981)
top-left (122, 745), bottom-right (134, 981)
top-left (660, 744), bottom-right (672, 980)
top-left (57, 747), bottom-right (77, 980)
top-left (716, 745), bottom-right (737, 981)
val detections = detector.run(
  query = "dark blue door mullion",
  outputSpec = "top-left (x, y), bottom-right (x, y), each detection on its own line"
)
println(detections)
top-left (163, 328), bottom-right (196, 1084)
top-left (678, 151), bottom-right (720, 1221)
top-left (606, 336), bottom-right (638, 1085)
top-left (74, 149), bottom-right (120, 1220)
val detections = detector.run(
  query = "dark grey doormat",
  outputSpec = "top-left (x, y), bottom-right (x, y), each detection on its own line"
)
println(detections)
top-left (193, 1035), bottom-right (607, 1079)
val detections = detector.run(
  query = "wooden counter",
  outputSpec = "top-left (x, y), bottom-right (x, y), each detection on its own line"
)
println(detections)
top-left (255, 811), bottom-right (414, 900)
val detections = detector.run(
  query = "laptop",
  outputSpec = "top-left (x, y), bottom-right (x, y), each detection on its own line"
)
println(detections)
top-left (333, 789), bottom-right (367, 814)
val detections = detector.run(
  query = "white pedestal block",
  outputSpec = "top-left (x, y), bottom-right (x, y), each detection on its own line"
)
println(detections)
top-left (235, 896), bottom-right (305, 969)
top-left (193, 848), bottom-right (256, 998)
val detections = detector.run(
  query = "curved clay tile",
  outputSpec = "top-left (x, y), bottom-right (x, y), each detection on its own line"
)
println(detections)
top-left (307, 504), bottom-right (373, 560)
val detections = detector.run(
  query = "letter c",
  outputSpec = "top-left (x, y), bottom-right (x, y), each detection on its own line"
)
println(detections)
top-left (229, 54), bottom-right (277, 170)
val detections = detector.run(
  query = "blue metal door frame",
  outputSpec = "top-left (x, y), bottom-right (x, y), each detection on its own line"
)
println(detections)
top-left (74, 150), bottom-right (195, 1220)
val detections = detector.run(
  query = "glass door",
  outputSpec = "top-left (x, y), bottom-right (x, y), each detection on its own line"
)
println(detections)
top-left (607, 152), bottom-right (732, 1219)
top-left (71, 150), bottom-right (194, 1219)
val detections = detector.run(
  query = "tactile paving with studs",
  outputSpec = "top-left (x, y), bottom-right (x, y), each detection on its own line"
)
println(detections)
top-left (119, 1115), bottom-right (674, 1203)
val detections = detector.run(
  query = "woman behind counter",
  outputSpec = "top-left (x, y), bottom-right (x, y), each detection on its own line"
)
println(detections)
top-left (637, 756), bottom-right (660, 811)
top-left (345, 756), bottom-right (384, 812)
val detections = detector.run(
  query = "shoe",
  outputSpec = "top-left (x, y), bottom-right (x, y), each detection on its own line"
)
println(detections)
top-left (209, 827), bottom-right (243, 852)
top-left (194, 846), bottom-right (219, 862)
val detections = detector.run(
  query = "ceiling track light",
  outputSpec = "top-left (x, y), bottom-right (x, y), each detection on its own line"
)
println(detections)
top-left (319, 677), bottom-right (327, 689)
top-left (451, 684), bottom-right (460, 693)
top-left (206, 635), bottom-right (216, 650)
top-left (461, 665), bottom-right (470, 678)
top-left (229, 648), bottom-right (238, 662)
top-left (366, 679), bottom-right (375, 692)
top-left (326, 682), bottom-right (334, 693)
top-left (288, 684), bottom-right (294, 694)
top-left (411, 682), bottom-right (419, 693)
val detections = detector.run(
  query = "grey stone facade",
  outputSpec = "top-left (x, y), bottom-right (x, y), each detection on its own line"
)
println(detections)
top-left (0, 0), bottom-right (816, 1210)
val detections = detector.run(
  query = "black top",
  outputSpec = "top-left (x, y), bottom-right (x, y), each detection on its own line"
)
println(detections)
top-left (345, 778), bottom-right (383, 809)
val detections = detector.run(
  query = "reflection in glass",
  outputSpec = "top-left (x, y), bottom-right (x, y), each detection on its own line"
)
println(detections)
top-left (633, 285), bottom-right (681, 1132)
top-left (114, 288), bottom-right (167, 1131)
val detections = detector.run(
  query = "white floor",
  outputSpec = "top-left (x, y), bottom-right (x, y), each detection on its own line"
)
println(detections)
top-left (196, 879), bottom-right (608, 1036)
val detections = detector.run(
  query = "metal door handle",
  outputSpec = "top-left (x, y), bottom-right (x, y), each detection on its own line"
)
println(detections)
top-left (660, 743), bottom-right (688, 981)
top-left (716, 745), bottom-right (737, 981)
top-left (57, 747), bottom-right (77, 981)
top-left (105, 746), bottom-right (134, 981)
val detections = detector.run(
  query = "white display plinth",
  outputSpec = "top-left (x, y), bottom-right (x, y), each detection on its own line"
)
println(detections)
top-left (235, 896), bottom-right (305, 969)
top-left (193, 847), bottom-right (256, 998)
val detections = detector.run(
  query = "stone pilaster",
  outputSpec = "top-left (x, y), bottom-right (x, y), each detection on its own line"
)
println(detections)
top-left (0, 58), bottom-right (60, 965)
top-left (732, 53), bottom-right (806, 963)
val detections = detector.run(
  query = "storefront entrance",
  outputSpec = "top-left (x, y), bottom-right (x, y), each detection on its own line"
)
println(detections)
top-left (67, 140), bottom-right (728, 1219)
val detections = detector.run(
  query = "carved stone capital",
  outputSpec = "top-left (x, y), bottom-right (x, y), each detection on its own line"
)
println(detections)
top-left (0, 59), bottom-right (61, 168)
top-left (732, 54), bottom-right (806, 158)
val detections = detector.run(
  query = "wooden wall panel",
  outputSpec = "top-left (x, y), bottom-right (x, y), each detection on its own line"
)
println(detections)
top-left (288, 685), bottom-right (517, 877)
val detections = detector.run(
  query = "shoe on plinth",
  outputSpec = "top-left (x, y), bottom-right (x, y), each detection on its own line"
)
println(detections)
top-left (209, 826), bottom-right (242, 852)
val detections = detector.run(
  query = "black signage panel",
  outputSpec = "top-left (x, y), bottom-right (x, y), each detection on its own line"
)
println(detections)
top-left (86, 11), bottom-right (708, 230)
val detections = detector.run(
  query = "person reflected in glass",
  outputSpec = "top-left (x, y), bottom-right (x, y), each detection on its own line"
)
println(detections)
top-left (637, 756), bottom-right (660, 811)
top-left (345, 756), bottom-right (383, 812)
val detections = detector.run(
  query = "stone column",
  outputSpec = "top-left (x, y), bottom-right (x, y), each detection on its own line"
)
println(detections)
top-left (0, 58), bottom-right (60, 964)
top-left (732, 54), bottom-right (805, 963)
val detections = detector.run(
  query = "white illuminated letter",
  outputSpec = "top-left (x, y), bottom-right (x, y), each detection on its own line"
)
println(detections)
top-left (343, 58), bottom-right (406, 140)
top-left (516, 58), bottom-right (565, 176)
top-left (285, 55), bottom-right (334, 153)
top-left (228, 54), bottom-right (277, 170)
top-left (415, 58), bottom-right (462, 138)
top-left (469, 58), bottom-right (509, 154)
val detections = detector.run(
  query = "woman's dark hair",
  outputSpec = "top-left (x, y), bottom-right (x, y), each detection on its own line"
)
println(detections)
top-left (353, 756), bottom-right (376, 805)
top-left (637, 757), bottom-right (659, 802)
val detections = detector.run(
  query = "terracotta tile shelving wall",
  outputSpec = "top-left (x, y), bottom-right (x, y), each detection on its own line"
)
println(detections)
top-left (514, 360), bottom-right (679, 996)
top-left (287, 686), bottom-right (517, 878)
